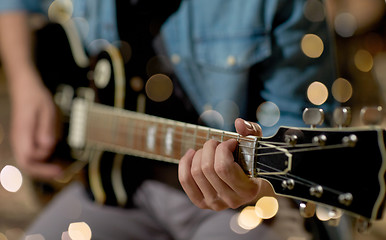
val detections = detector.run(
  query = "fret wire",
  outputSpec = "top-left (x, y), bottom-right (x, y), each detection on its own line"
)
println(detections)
top-left (87, 122), bottom-right (258, 152)
top-left (88, 106), bottom-right (257, 142)
top-left (88, 119), bottom-right (348, 160)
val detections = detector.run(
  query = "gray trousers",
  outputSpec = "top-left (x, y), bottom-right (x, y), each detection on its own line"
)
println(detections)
top-left (25, 180), bottom-right (312, 240)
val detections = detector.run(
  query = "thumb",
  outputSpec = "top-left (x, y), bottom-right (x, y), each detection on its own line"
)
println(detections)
top-left (234, 118), bottom-right (262, 137)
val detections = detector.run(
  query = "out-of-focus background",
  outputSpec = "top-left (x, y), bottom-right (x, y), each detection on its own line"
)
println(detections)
top-left (0, 0), bottom-right (386, 239)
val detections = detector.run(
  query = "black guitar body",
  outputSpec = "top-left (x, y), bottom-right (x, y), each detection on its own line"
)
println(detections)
top-left (34, 21), bottom-right (199, 207)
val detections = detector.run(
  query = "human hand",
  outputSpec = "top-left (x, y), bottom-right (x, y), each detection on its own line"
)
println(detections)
top-left (9, 71), bottom-right (63, 180)
top-left (179, 118), bottom-right (274, 211)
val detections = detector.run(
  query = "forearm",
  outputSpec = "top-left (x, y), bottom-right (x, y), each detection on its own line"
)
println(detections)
top-left (0, 11), bottom-right (40, 95)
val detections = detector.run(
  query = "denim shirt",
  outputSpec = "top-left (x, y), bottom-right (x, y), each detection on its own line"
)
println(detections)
top-left (0, 0), bottom-right (336, 136)
top-left (161, 0), bottom-right (336, 135)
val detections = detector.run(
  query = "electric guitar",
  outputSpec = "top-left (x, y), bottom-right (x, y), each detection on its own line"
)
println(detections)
top-left (36, 21), bottom-right (386, 226)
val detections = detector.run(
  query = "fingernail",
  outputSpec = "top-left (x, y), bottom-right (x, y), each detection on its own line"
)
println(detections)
top-left (244, 120), bottom-right (253, 130)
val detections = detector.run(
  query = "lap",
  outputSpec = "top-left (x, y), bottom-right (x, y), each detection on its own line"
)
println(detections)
top-left (25, 181), bottom-right (311, 240)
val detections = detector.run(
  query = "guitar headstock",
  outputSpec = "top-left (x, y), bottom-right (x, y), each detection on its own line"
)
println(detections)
top-left (249, 107), bottom-right (386, 224)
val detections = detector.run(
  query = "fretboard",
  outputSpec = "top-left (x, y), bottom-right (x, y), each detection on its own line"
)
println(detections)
top-left (69, 101), bottom-right (258, 174)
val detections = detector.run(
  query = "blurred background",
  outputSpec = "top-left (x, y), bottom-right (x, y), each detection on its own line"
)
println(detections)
top-left (0, 0), bottom-right (386, 239)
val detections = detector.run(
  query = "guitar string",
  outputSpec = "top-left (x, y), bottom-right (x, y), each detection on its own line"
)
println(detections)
top-left (86, 118), bottom-right (349, 197)
top-left (87, 119), bottom-right (349, 158)
top-left (253, 162), bottom-right (345, 196)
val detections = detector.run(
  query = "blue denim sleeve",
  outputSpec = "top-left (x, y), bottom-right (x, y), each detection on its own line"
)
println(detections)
top-left (0, 0), bottom-right (42, 13)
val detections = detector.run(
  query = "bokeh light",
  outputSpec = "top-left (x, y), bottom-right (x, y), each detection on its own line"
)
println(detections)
top-left (25, 234), bottom-right (45, 240)
top-left (130, 76), bottom-right (144, 92)
top-left (113, 41), bottom-right (132, 64)
top-left (216, 100), bottom-right (240, 123)
top-left (229, 213), bottom-right (250, 234)
top-left (145, 74), bottom-right (173, 102)
top-left (301, 34), bottom-right (324, 58)
top-left (331, 78), bottom-right (353, 103)
top-left (0, 165), bottom-right (23, 192)
top-left (354, 49), bottom-right (373, 72)
top-left (303, 0), bottom-right (325, 22)
top-left (48, 0), bottom-right (73, 23)
top-left (256, 102), bottom-right (280, 127)
top-left (238, 206), bottom-right (263, 230)
top-left (68, 222), bottom-right (92, 240)
top-left (254, 196), bottom-right (279, 219)
top-left (334, 12), bottom-right (357, 38)
top-left (307, 81), bottom-right (328, 105)
top-left (199, 110), bottom-right (224, 129)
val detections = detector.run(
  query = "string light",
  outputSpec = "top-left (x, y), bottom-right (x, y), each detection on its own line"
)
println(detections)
top-left (307, 81), bottom-right (328, 105)
top-left (68, 222), bottom-right (92, 240)
top-left (25, 234), bottom-right (45, 240)
top-left (334, 12), bottom-right (357, 38)
top-left (256, 102), bottom-right (280, 127)
top-left (238, 206), bottom-right (262, 230)
top-left (145, 74), bottom-right (173, 102)
top-left (301, 34), bottom-right (324, 58)
top-left (254, 196), bottom-right (279, 219)
top-left (331, 78), bottom-right (353, 103)
top-left (199, 109), bottom-right (224, 129)
top-left (354, 49), bottom-right (373, 72)
top-left (0, 165), bottom-right (23, 193)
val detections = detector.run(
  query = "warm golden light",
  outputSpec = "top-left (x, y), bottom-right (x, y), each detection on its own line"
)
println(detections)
top-left (256, 101), bottom-right (280, 127)
top-left (254, 196), bottom-right (279, 219)
top-left (238, 206), bottom-right (263, 230)
top-left (354, 49), bottom-right (373, 72)
top-left (301, 34), bottom-right (324, 58)
top-left (145, 74), bottom-right (173, 102)
top-left (229, 213), bottom-right (250, 234)
top-left (331, 78), bottom-right (353, 103)
top-left (0, 165), bottom-right (23, 192)
top-left (307, 81), bottom-right (328, 105)
top-left (130, 76), bottom-right (144, 92)
top-left (68, 222), bottom-right (92, 240)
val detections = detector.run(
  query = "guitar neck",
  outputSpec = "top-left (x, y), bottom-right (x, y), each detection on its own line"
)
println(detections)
top-left (69, 100), bottom-right (258, 173)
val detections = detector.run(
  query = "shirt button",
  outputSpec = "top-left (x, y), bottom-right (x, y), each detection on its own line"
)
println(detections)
top-left (227, 55), bottom-right (236, 66)
top-left (171, 54), bottom-right (181, 64)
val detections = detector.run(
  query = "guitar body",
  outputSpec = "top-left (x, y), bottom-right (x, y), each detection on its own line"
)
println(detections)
top-left (35, 21), bottom-right (197, 207)
top-left (35, 21), bottom-right (386, 223)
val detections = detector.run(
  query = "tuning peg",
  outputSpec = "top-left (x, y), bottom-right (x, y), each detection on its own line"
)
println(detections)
top-left (333, 107), bottom-right (352, 128)
top-left (299, 201), bottom-right (316, 218)
top-left (360, 106), bottom-right (383, 126)
top-left (303, 108), bottom-right (324, 128)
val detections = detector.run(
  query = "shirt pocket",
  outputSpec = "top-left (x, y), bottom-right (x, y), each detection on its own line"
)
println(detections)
top-left (193, 29), bottom-right (272, 72)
